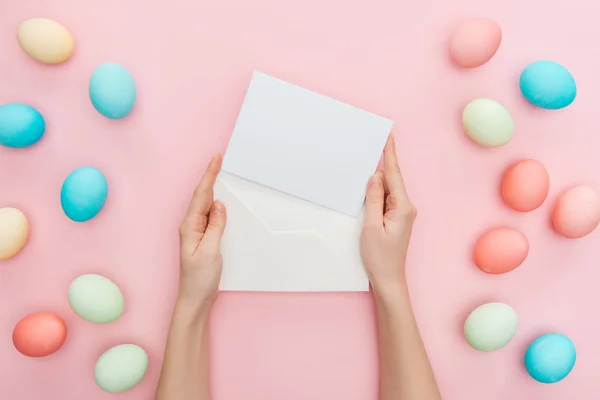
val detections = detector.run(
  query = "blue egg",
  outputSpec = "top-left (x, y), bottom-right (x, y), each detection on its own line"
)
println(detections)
top-left (0, 103), bottom-right (45, 148)
top-left (61, 167), bottom-right (108, 222)
top-left (520, 61), bottom-right (576, 109)
top-left (89, 63), bottom-right (136, 119)
top-left (525, 333), bottom-right (576, 383)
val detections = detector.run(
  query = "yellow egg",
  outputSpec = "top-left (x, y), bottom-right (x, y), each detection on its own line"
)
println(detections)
top-left (17, 18), bottom-right (74, 64)
top-left (0, 207), bottom-right (29, 260)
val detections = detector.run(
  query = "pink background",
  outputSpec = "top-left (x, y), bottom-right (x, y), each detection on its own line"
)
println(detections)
top-left (1, 0), bottom-right (599, 398)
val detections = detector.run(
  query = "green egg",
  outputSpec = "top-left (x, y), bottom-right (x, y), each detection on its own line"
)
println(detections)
top-left (462, 98), bottom-right (514, 147)
top-left (68, 274), bottom-right (124, 323)
top-left (464, 302), bottom-right (518, 352)
top-left (95, 344), bottom-right (149, 393)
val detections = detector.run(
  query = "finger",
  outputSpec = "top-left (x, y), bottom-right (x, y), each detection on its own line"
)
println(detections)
top-left (184, 153), bottom-right (222, 228)
top-left (200, 201), bottom-right (227, 252)
top-left (364, 173), bottom-right (385, 228)
top-left (377, 170), bottom-right (389, 195)
top-left (383, 134), bottom-right (409, 202)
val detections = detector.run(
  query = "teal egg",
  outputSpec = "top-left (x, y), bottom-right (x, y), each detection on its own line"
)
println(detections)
top-left (68, 274), bottom-right (124, 323)
top-left (95, 344), bottom-right (149, 392)
top-left (520, 61), bottom-right (576, 109)
top-left (61, 166), bottom-right (108, 222)
top-left (0, 103), bottom-right (45, 148)
top-left (89, 63), bottom-right (136, 119)
top-left (525, 333), bottom-right (576, 383)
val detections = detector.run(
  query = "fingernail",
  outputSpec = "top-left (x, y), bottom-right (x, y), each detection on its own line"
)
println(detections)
top-left (213, 202), bottom-right (223, 214)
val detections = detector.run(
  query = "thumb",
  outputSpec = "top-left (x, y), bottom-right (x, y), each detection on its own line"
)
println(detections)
top-left (364, 173), bottom-right (384, 228)
top-left (201, 201), bottom-right (227, 250)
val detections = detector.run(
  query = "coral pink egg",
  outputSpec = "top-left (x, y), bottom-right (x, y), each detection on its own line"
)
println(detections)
top-left (12, 312), bottom-right (67, 357)
top-left (501, 159), bottom-right (549, 212)
top-left (552, 185), bottom-right (600, 238)
top-left (449, 18), bottom-right (502, 68)
top-left (474, 228), bottom-right (529, 274)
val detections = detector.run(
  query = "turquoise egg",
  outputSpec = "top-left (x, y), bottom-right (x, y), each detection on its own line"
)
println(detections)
top-left (525, 333), bottom-right (576, 383)
top-left (89, 63), bottom-right (136, 119)
top-left (95, 344), bottom-right (148, 392)
top-left (520, 61), bottom-right (576, 109)
top-left (61, 167), bottom-right (108, 222)
top-left (0, 103), bottom-right (45, 148)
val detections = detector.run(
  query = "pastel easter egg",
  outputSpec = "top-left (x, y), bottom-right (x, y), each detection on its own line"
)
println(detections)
top-left (95, 344), bottom-right (149, 393)
top-left (525, 333), bottom-right (576, 383)
top-left (61, 166), bottom-right (108, 222)
top-left (68, 274), bottom-right (124, 323)
top-left (450, 18), bottom-right (502, 68)
top-left (520, 61), bottom-right (576, 109)
top-left (502, 159), bottom-right (549, 212)
top-left (552, 185), bottom-right (600, 238)
top-left (17, 18), bottom-right (74, 64)
top-left (464, 302), bottom-right (518, 352)
top-left (463, 98), bottom-right (514, 147)
top-left (13, 312), bottom-right (67, 357)
top-left (89, 63), bottom-right (136, 119)
top-left (0, 207), bottom-right (29, 260)
top-left (0, 103), bottom-right (45, 148)
top-left (474, 227), bottom-right (528, 274)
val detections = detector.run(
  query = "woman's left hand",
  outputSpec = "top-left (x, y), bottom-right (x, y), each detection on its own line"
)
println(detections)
top-left (178, 153), bottom-right (227, 306)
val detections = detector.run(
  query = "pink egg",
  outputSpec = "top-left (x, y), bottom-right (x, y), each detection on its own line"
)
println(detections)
top-left (449, 18), bottom-right (502, 68)
top-left (552, 185), bottom-right (600, 238)
top-left (501, 159), bottom-right (549, 212)
top-left (474, 228), bottom-right (529, 274)
top-left (12, 312), bottom-right (67, 357)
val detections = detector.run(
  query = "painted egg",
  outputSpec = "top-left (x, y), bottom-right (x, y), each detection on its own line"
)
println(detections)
top-left (13, 312), bottom-right (67, 357)
top-left (0, 103), bottom-right (45, 148)
top-left (89, 63), bottom-right (136, 119)
top-left (502, 159), bottom-right (549, 212)
top-left (449, 18), bottom-right (502, 68)
top-left (17, 18), bottom-right (74, 64)
top-left (525, 333), bottom-right (576, 383)
top-left (463, 98), bottom-right (514, 147)
top-left (61, 166), bottom-right (108, 222)
top-left (474, 227), bottom-right (528, 274)
top-left (0, 207), bottom-right (29, 260)
top-left (552, 185), bottom-right (600, 238)
top-left (95, 344), bottom-right (149, 392)
top-left (464, 302), bottom-right (518, 352)
top-left (520, 61), bottom-right (576, 109)
top-left (68, 274), bottom-right (124, 323)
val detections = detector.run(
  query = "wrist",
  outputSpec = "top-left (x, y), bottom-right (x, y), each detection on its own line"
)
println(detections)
top-left (174, 295), bottom-right (213, 323)
top-left (371, 278), bottom-right (409, 305)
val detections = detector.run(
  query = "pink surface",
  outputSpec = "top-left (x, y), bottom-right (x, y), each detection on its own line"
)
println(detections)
top-left (1, 0), bottom-right (599, 399)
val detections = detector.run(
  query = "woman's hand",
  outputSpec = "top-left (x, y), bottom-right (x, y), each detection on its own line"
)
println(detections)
top-left (360, 135), bottom-right (417, 295)
top-left (178, 153), bottom-right (227, 306)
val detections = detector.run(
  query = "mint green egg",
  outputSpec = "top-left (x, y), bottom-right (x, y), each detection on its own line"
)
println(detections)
top-left (462, 98), bottom-right (514, 147)
top-left (95, 344), bottom-right (148, 393)
top-left (464, 302), bottom-right (518, 352)
top-left (68, 274), bottom-right (123, 323)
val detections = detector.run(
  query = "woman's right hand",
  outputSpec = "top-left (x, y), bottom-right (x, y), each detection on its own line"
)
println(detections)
top-left (360, 135), bottom-right (417, 294)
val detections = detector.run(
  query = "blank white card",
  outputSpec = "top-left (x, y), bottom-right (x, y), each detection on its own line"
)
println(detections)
top-left (222, 71), bottom-right (393, 216)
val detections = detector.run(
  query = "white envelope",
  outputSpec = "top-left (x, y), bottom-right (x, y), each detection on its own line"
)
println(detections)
top-left (215, 172), bottom-right (369, 292)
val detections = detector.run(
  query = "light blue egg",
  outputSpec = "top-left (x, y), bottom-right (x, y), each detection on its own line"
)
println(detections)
top-left (89, 63), bottom-right (136, 119)
top-left (0, 103), bottom-right (45, 148)
top-left (61, 167), bottom-right (108, 222)
top-left (520, 61), bottom-right (576, 109)
top-left (525, 333), bottom-right (576, 384)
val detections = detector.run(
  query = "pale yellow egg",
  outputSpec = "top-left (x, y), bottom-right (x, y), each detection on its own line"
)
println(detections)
top-left (0, 207), bottom-right (29, 260)
top-left (17, 18), bottom-right (74, 64)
